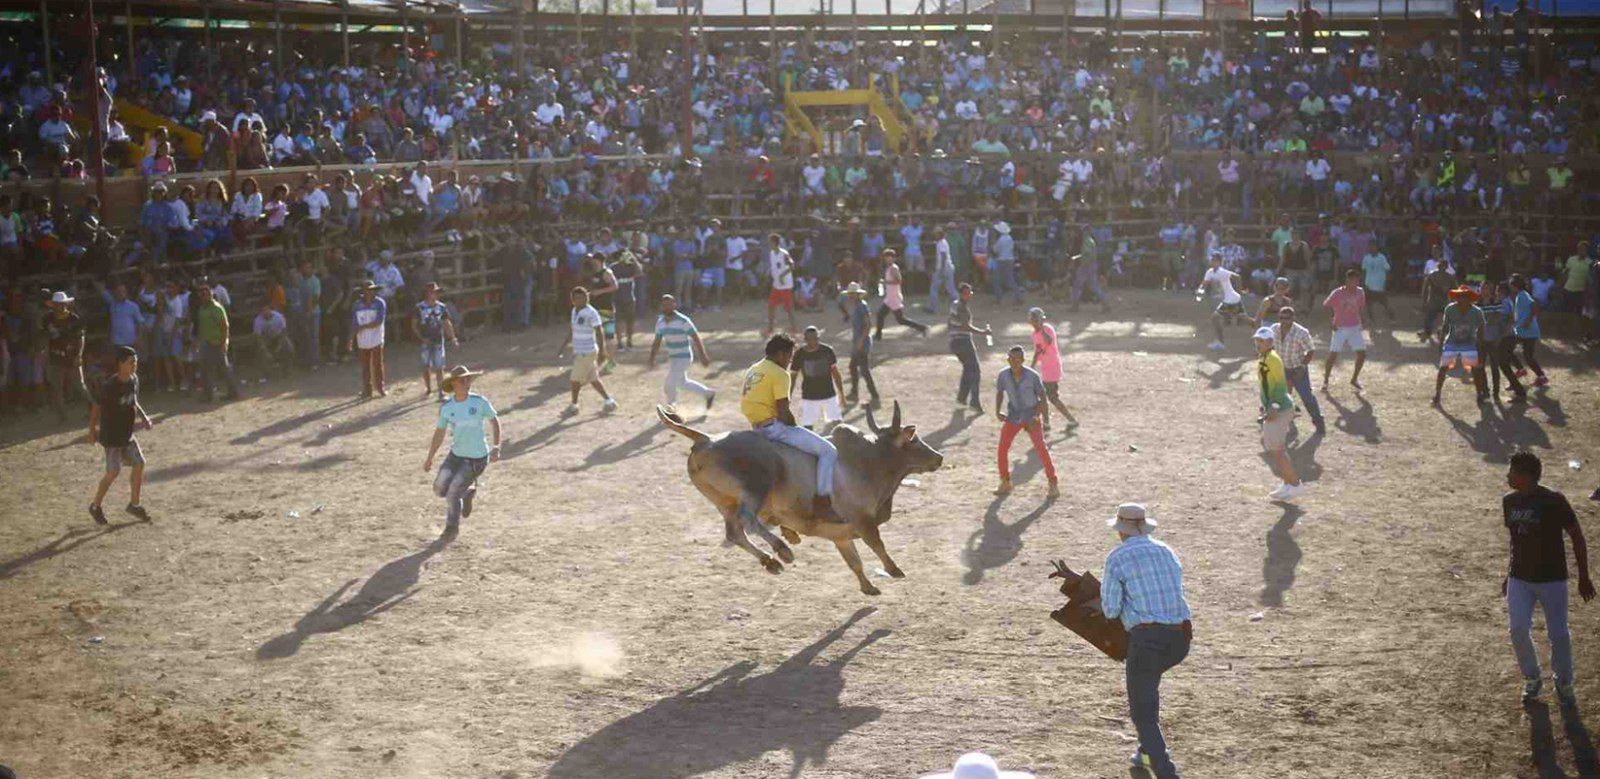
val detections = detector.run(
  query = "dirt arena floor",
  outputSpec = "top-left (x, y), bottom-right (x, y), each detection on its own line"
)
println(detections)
top-left (2, 288), bottom-right (1598, 779)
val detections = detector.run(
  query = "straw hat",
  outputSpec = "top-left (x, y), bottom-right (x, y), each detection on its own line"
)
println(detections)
top-left (1107, 503), bottom-right (1158, 536)
top-left (440, 365), bottom-right (483, 392)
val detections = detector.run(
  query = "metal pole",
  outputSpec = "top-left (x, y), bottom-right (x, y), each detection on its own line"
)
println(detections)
top-left (629, 0), bottom-right (637, 62)
top-left (87, 0), bottom-right (106, 207)
top-left (342, 5), bottom-right (351, 68)
top-left (455, 6), bottom-right (464, 67)
top-left (920, 0), bottom-right (929, 63)
top-left (399, 0), bottom-right (410, 69)
top-left (991, 0), bottom-right (999, 53)
top-left (769, 0), bottom-right (778, 91)
top-left (851, 0), bottom-right (858, 68)
top-left (1062, 0), bottom-right (1069, 61)
top-left (576, 0), bottom-right (582, 49)
top-left (41, 0), bottom-right (53, 86)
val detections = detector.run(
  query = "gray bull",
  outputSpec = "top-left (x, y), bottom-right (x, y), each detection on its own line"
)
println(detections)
top-left (657, 402), bottom-right (945, 595)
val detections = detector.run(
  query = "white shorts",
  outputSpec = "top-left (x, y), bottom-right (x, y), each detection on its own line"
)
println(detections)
top-left (1440, 346), bottom-right (1479, 369)
top-left (1329, 326), bottom-right (1366, 354)
top-left (798, 397), bottom-right (842, 428)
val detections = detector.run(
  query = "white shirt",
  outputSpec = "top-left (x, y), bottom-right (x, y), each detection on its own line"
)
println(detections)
top-left (372, 263), bottom-right (405, 299)
top-left (302, 188), bottom-right (330, 221)
top-left (768, 249), bottom-right (794, 291)
top-left (409, 172), bottom-right (433, 206)
top-left (535, 101), bottom-right (565, 125)
top-left (725, 236), bottom-right (747, 269)
top-left (935, 237), bottom-right (953, 271)
top-left (570, 305), bottom-right (602, 354)
top-left (1305, 158), bottom-right (1332, 182)
top-left (1203, 266), bottom-right (1242, 305)
top-left (802, 164), bottom-right (826, 192)
top-left (232, 111), bottom-right (264, 133)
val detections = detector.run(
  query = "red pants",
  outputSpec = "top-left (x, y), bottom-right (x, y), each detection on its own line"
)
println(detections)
top-left (998, 420), bottom-right (1056, 483)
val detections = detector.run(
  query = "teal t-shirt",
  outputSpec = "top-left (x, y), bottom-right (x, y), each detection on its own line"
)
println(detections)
top-left (438, 393), bottom-right (497, 458)
top-left (1361, 253), bottom-right (1390, 292)
top-left (655, 312), bottom-right (697, 360)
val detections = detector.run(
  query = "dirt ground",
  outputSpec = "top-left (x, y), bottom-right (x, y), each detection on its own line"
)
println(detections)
top-left (2, 288), bottom-right (1598, 779)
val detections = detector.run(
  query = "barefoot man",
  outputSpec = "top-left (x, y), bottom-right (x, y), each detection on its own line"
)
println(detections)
top-left (423, 366), bottom-right (501, 535)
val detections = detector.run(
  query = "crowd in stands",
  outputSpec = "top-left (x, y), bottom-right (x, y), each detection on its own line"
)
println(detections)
top-left (1, 9), bottom-right (1599, 418)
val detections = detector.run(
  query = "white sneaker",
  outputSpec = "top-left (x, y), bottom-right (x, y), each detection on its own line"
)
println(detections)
top-left (1267, 482), bottom-right (1291, 499)
top-left (602, 398), bottom-right (618, 412)
top-left (563, 403), bottom-right (579, 416)
top-left (1280, 483), bottom-right (1307, 500)
top-left (1208, 340), bottom-right (1226, 351)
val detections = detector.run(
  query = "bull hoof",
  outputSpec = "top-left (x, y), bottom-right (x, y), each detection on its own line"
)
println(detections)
top-left (780, 527), bottom-right (802, 544)
top-left (860, 583), bottom-right (882, 596)
top-left (886, 565), bottom-right (906, 579)
top-left (761, 557), bottom-right (784, 575)
top-left (775, 545), bottom-right (796, 564)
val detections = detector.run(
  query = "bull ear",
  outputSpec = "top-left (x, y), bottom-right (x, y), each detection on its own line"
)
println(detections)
top-left (890, 400), bottom-right (902, 432)
top-left (864, 405), bottom-right (881, 434)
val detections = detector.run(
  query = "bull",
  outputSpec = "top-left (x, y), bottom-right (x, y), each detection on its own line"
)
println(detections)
top-left (657, 401), bottom-right (944, 595)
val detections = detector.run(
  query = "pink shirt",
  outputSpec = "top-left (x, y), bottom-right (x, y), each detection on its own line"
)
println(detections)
top-left (883, 264), bottom-right (904, 310)
top-left (1324, 286), bottom-right (1366, 328)
top-left (1032, 324), bottom-right (1063, 382)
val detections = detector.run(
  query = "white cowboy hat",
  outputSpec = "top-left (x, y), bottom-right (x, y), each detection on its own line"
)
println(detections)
top-left (1107, 502), bottom-right (1158, 535)
top-left (920, 752), bottom-right (1035, 779)
top-left (844, 282), bottom-right (869, 296)
top-left (49, 290), bottom-right (74, 305)
top-left (993, 222), bottom-right (1011, 235)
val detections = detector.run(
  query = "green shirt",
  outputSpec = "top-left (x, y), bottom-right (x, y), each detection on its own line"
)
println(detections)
top-left (195, 299), bottom-right (229, 345)
top-left (1271, 227), bottom-right (1294, 259)
top-left (1258, 351), bottom-right (1294, 412)
top-left (1565, 255), bottom-right (1590, 292)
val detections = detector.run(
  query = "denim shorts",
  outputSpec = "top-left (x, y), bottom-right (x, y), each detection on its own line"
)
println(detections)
top-left (104, 440), bottom-right (145, 471)
top-left (420, 343), bottom-right (446, 370)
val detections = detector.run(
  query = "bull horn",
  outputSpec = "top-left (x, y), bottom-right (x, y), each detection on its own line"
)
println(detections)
top-left (864, 405), bottom-right (881, 434)
top-left (890, 400), bottom-right (902, 432)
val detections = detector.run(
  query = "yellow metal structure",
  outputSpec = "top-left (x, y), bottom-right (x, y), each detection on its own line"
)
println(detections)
top-left (782, 81), bottom-right (907, 154)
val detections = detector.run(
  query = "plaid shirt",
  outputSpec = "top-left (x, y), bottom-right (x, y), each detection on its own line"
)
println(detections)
top-left (1102, 536), bottom-right (1192, 631)
top-left (1272, 321), bottom-right (1316, 370)
top-left (1218, 243), bottom-right (1248, 272)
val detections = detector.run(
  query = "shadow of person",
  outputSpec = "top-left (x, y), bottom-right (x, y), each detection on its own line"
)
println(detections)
top-left (1561, 703), bottom-right (1600, 778)
top-left (300, 397), bottom-right (430, 447)
top-left (256, 533), bottom-right (453, 660)
top-left (923, 408), bottom-right (979, 450)
top-left (1196, 357), bottom-right (1249, 390)
top-left (502, 373), bottom-right (580, 414)
top-left (547, 607), bottom-right (888, 779)
top-left (500, 414), bottom-right (603, 460)
top-left (1325, 392), bottom-right (1383, 444)
top-left (1526, 700), bottom-right (1570, 779)
top-left (1530, 390), bottom-right (1569, 429)
top-left (1265, 428), bottom-right (1324, 483)
top-left (568, 423), bottom-right (670, 471)
top-left (963, 496), bottom-right (1055, 586)
top-left (1259, 505), bottom-right (1304, 608)
top-left (0, 520), bottom-right (146, 581)
top-left (230, 397), bottom-right (364, 445)
top-left (1438, 404), bottom-right (1519, 463)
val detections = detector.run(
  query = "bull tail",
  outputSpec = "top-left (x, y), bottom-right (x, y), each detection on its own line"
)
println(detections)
top-left (657, 404), bottom-right (711, 444)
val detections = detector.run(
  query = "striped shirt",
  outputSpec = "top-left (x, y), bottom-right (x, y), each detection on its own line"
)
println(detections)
top-left (1102, 536), bottom-right (1192, 631)
top-left (1271, 321), bottom-right (1315, 370)
top-left (655, 311), bottom-right (698, 360)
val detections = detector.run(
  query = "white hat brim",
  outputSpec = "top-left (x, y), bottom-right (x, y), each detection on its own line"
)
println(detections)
top-left (919, 773), bottom-right (1036, 779)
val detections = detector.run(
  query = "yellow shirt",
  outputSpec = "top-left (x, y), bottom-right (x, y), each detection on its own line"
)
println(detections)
top-left (740, 358), bottom-right (790, 426)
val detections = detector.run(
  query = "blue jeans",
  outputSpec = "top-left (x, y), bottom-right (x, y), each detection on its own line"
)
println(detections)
top-left (305, 310), bottom-right (322, 367)
top-left (756, 423), bottom-right (837, 496)
top-left (197, 342), bottom-right (238, 399)
top-left (1285, 366), bottom-right (1324, 425)
top-left (433, 452), bottom-right (487, 525)
top-left (1072, 263), bottom-right (1105, 306)
top-left (1127, 624), bottom-right (1191, 779)
top-left (951, 335), bottom-right (981, 407)
top-left (992, 261), bottom-right (1021, 303)
top-left (1508, 577), bottom-right (1573, 686)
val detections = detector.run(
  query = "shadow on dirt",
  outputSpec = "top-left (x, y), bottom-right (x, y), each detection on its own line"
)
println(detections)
top-left (963, 496), bottom-right (1056, 586)
top-left (1260, 505), bottom-right (1304, 608)
top-left (0, 520), bottom-right (147, 581)
top-left (255, 533), bottom-right (453, 660)
top-left (547, 607), bottom-right (887, 779)
top-left (1525, 699), bottom-right (1599, 779)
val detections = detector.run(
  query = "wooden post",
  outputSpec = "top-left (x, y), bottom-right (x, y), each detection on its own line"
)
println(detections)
top-left (576, 0), bottom-right (582, 48)
top-left (1062, 0), bottom-right (1069, 60)
top-left (456, 3), bottom-right (465, 67)
top-left (399, 0), bottom-right (410, 69)
top-left (920, 0), bottom-right (929, 64)
top-left (274, 0), bottom-right (283, 77)
top-left (851, 0), bottom-right (858, 81)
top-left (769, 0), bottom-right (778, 91)
top-left (991, 0), bottom-right (1000, 54)
top-left (41, 0), bottom-right (53, 86)
top-left (87, 0), bottom-right (106, 207)
top-left (125, 0), bottom-right (135, 82)
top-left (628, 0), bottom-right (636, 62)
top-left (680, 0), bottom-right (692, 155)
top-left (342, 3), bottom-right (351, 69)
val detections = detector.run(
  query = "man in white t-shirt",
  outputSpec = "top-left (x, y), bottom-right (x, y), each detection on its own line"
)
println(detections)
top-left (801, 156), bottom-right (827, 198)
top-left (926, 226), bottom-right (957, 311)
top-left (555, 286), bottom-right (616, 416)
top-left (409, 161), bottom-right (434, 208)
top-left (765, 233), bottom-right (798, 337)
top-left (1197, 253), bottom-right (1247, 350)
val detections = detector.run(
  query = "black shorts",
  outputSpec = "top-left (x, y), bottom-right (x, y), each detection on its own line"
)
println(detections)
top-left (1215, 301), bottom-right (1245, 319)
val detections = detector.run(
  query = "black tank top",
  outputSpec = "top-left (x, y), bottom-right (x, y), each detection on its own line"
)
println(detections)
top-left (588, 270), bottom-right (614, 312)
top-left (1262, 294), bottom-right (1293, 318)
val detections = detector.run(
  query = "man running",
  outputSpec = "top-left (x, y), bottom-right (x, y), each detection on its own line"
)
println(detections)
top-left (1028, 307), bottom-right (1077, 431)
top-left (87, 346), bottom-right (154, 524)
top-left (994, 345), bottom-right (1059, 498)
top-left (1197, 253), bottom-right (1246, 351)
top-left (647, 294), bottom-right (715, 410)
top-left (413, 282), bottom-right (458, 401)
top-left (765, 233), bottom-right (798, 336)
top-left (1322, 269), bottom-right (1368, 390)
top-left (789, 326), bottom-right (844, 431)
top-left (423, 366), bottom-right (501, 535)
top-left (1503, 451), bottom-right (1594, 706)
top-left (556, 286), bottom-right (616, 415)
top-left (874, 249), bottom-right (928, 339)
top-left (1433, 286), bottom-right (1488, 406)
top-left (1255, 326), bottom-right (1305, 501)
top-left (741, 334), bottom-right (843, 522)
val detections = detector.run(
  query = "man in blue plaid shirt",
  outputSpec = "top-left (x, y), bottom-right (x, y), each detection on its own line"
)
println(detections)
top-left (1101, 503), bottom-right (1193, 779)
